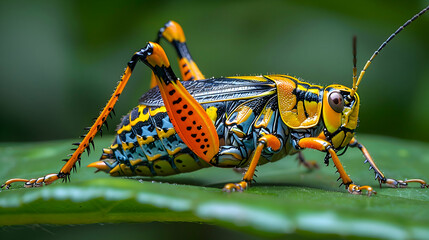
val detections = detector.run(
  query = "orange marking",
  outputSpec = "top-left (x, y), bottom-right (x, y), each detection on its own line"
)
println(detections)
top-left (226, 105), bottom-right (253, 126)
top-left (157, 79), bottom-right (219, 162)
top-left (87, 161), bottom-right (110, 172)
top-left (145, 42), bottom-right (219, 163)
top-left (317, 131), bottom-right (327, 140)
top-left (298, 137), bottom-right (330, 151)
top-left (260, 134), bottom-right (282, 151)
top-left (178, 58), bottom-right (204, 81)
top-left (162, 21), bottom-right (186, 43)
top-left (146, 43), bottom-right (171, 68)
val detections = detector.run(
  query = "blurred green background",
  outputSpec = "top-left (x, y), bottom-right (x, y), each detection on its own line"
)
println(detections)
top-left (1, 0), bottom-right (428, 143)
top-left (1, 1), bottom-right (429, 239)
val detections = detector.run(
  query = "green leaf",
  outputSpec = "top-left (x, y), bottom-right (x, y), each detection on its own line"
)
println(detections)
top-left (0, 134), bottom-right (428, 239)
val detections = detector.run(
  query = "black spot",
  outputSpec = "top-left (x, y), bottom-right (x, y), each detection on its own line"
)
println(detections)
top-left (196, 139), bottom-right (201, 142)
top-left (201, 133), bottom-right (206, 136)
top-left (176, 109), bottom-right (182, 114)
top-left (200, 145), bottom-right (205, 149)
top-left (183, 104), bottom-right (188, 109)
top-left (197, 125), bottom-right (202, 130)
top-left (130, 107), bottom-right (139, 121)
top-left (155, 165), bottom-right (161, 169)
top-left (181, 116), bottom-right (187, 121)
top-left (204, 138), bottom-right (208, 142)
top-left (188, 111), bottom-right (193, 115)
top-left (193, 121), bottom-right (196, 125)
top-left (136, 169), bottom-right (142, 172)
top-left (169, 89), bottom-right (176, 96)
top-left (203, 151), bottom-right (208, 155)
top-left (186, 126), bottom-right (192, 131)
top-left (177, 159), bottom-right (183, 163)
top-left (182, 165), bottom-right (186, 167)
top-left (206, 144), bottom-right (210, 148)
top-left (191, 134), bottom-right (197, 138)
top-left (173, 97), bottom-right (182, 105)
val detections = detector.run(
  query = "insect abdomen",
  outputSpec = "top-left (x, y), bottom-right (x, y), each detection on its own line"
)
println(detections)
top-left (104, 104), bottom-right (211, 177)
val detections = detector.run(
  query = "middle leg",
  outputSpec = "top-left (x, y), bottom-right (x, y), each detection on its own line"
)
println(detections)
top-left (223, 134), bottom-right (282, 192)
top-left (297, 151), bottom-right (319, 170)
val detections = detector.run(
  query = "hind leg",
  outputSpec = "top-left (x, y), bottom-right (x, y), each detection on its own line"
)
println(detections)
top-left (156, 21), bottom-right (205, 81)
top-left (148, 21), bottom-right (205, 88)
top-left (127, 42), bottom-right (219, 163)
top-left (1, 48), bottom-right (142, 189)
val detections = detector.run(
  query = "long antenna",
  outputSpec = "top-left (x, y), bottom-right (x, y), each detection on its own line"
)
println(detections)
top-left (352, 36), bottom-right (357, 90)
top-left (350, 5), bottom-right (429, 97)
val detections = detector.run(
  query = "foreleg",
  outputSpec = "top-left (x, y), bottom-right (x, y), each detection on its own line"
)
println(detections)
top-left (298, 137), bottom-right (376, 196)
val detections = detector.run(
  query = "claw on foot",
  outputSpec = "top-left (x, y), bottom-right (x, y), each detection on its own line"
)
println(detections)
top-left (348, 184), bottom-right (376, 196)
top-left (404, 179), bottom-right (428, 188)
top-left (1, 174), bottom-right (59, 189)
top-left (1, 178), bottom-right (29, 189)
top-left (385, 178), bottom-right (428, 188)
top-left (222, 181), bottom-right (248, 192)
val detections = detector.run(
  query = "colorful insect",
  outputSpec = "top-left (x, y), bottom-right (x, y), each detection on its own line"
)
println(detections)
top-left (2, 6), bottom-right (429, 196)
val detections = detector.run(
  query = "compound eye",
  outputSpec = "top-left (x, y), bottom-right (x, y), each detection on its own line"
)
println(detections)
top-left (328, 91), bottom-right (344, 113)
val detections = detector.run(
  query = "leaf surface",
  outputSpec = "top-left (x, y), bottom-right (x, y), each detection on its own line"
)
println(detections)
top-left (0, 135), bottom-right (428, 239)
